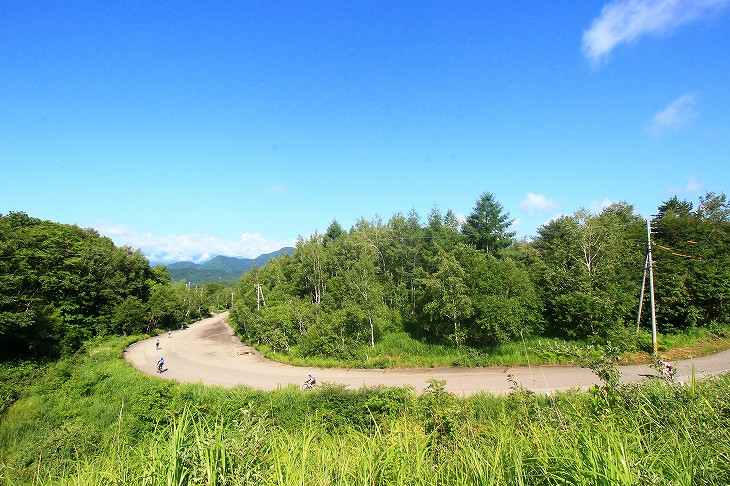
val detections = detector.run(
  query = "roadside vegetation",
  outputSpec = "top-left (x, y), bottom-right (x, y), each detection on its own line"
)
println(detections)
top-left (251, 326), bottom-right (730, 369)
top-left (1, 336), bottom-right (728, 485)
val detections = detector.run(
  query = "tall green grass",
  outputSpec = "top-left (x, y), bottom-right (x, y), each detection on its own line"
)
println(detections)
top-left (1, 336), bottom-right (729, 485)
top-left (255, 327), bottom-right (730, 370)
top-left (256, 332), bottom-right (608, 369)
top-left (20, 379), bottom-right (730, 485)
top-left (251, 325), bottom-right (730, 370)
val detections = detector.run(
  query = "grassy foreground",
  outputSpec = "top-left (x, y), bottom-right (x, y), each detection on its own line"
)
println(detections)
top-left (1, 336), bottom-right (729, 485)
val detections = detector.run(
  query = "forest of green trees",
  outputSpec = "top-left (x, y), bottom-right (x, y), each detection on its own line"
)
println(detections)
top-left (1, 191), bottom-right (728, 361)
top-left (0, 212), bottom-right (232, 358)
top-left (229, 191), bottom-right (730, 359)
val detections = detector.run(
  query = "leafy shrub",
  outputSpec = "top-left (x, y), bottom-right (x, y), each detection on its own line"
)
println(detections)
top-left (0, 361), bottom-right (43, 416)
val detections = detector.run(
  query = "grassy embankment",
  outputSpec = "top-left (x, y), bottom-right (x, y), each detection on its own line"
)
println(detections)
top-left (1, 334), bottom-right (729, 485)
top-left (247, 325), bottom-right (730, 369)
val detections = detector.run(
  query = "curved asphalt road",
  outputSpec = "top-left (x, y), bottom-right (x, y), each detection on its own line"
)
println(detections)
top-left (124, 312), bottom-right (730, 395)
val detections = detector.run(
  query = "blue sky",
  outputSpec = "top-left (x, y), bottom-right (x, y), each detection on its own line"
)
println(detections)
top-left (2, 1), bottom-right (729, 263)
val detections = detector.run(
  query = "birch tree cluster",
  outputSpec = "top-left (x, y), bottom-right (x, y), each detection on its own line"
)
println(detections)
top-left (230, 192), bottom-right (730, 358)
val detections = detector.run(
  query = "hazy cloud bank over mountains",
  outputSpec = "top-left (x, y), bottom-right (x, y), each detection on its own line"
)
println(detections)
top-left (95, 222), bottom-right (295, 264)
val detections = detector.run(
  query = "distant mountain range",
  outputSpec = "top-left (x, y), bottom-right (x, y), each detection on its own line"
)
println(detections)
top-left (163, 247), bottom-right (294, 284)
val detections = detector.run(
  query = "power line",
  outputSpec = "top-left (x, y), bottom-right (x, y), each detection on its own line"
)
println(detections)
top-left (653, 244), bottom-right (702, 260)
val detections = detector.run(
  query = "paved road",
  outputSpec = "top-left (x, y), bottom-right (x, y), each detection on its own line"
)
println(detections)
top-left (124, 312), bottom-right (730, 395)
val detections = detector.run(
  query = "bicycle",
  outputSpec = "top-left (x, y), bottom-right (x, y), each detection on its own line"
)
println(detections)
top-left (301, 374), bottom-right (316, 390)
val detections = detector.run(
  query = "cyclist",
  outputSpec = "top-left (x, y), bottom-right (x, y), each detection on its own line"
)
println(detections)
top-left (660, 359), bottom-right (673, 380)
top-left (302, 373), bottom-right (316, 389)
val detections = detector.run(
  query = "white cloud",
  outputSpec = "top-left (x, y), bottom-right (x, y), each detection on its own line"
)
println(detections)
top-left (94, 223), bottom-right (295, 264)
top-left (589, 198), bottom-right (616, 213)
top-left (583, 0), bottom-right (729, 65)
top-left (649, 93), bottom-right (698, 136)
top-left (518, 193), bottom-right (559, 216)
top-left (668, 174), bottom-right (703, 194)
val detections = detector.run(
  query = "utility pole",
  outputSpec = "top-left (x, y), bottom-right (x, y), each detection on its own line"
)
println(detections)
top-left (636, 252), bottom-right (649, 333)
top-left (647, 219), bottom-right (658, 355)
top-left (636, 218), bottom-right (658, 355)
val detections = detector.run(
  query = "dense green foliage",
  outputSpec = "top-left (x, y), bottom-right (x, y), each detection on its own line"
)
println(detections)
top-left (4, 189), bottom-right (728, 364)
top-left (1, 337), bottom-right (728, 485)
top-left (229, 205), bottom-right (542, 357)
top-left (652, 193), bottom-right (730, 332)
top-left (229, 192), bottom-right (730, 360)
top-left (0, 212), bottom-right (233, 359)
top-left (528, 202), bottom-right (646, 340)
top-left (0, 212), bottom-right (156, 356)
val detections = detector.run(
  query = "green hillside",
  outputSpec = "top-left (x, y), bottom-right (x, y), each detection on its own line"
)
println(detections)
top-left (167, 248), bottom-right (294, 284)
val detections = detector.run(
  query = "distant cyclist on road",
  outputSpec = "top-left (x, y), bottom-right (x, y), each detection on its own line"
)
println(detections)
top-left (302, 373), bottom-right (316, 390)
top-left (660, 359), bottom-right (674, 380)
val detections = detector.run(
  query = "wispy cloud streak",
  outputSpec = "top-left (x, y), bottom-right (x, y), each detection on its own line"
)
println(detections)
top-left (649, 93), bottom-right (698, 136)
top-left (583, 0), bottom-right (729, 65)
